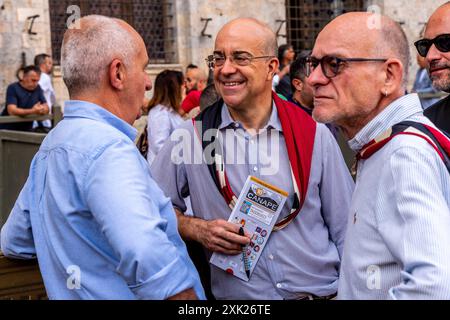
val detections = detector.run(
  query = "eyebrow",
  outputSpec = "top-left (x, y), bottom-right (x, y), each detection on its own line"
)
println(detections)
top-left (213, 50), bottom-right (252, 55)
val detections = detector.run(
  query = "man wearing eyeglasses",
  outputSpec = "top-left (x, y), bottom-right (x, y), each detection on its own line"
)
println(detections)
top-left (151, 18), bottom-right (354, 300)
top-left (418, 2), bottom-right (450, 134)
top-left (307, 12), bottom-right (450, 299)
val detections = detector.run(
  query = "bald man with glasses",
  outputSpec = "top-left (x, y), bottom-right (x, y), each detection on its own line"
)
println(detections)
top-left (151, 17), bottom-right (354, 300)
top-left (307, 12), bottom-right (450, 299)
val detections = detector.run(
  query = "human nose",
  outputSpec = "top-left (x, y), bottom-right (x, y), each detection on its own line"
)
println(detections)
top-left (219, 56), bottom-right (238, 75)
top-left (426, 43), bottom-right (443, 64)
top-left (306, 62), bottom-right (329, 87)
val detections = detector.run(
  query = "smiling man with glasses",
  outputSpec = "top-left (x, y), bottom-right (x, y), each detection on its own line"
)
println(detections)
top-left (419, 2), bottom-right (450, 134)
top-left (151, 17), bottom-right (354, 300)
top-left (307, 12), bottom-right (450, 300)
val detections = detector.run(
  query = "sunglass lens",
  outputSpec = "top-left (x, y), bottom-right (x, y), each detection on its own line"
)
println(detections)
top-left (435, 35), bottom-right (450, 53)
top-left (415, 40), bottom-right (430, 57)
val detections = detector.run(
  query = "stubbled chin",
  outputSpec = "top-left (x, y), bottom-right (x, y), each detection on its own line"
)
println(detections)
top-left (312, 106), bottom-right (334, 124)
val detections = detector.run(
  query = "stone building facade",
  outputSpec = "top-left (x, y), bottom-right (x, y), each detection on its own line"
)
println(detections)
top-left (0, 0), bottom-right (447, 107)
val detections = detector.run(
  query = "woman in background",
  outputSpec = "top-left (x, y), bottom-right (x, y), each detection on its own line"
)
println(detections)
top-left (145, 69), bottom-right (185, 165)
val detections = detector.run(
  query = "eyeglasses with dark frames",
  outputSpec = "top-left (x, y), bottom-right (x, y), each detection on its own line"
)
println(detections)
top-left (205, 52), bottom-right (275, 69)
top-left (414, 34), bottom-right (450, 58)
top-left (305, 56), bottom-right (388, 79)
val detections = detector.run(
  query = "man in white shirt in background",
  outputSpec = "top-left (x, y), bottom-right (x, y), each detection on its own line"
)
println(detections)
top-left (34, 53), bottom-right (56, 132)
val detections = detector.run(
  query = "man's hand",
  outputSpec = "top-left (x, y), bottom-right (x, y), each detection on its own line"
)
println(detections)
top-left (32, 102), bottom-right (49, 115)
top-left (197, 219), bottom-right (250, 255)
top-left (175, 209), bottom-right (250, 255)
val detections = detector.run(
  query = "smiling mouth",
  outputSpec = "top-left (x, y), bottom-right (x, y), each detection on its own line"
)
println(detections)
top-left (221, 81), bottom-right (245, 87)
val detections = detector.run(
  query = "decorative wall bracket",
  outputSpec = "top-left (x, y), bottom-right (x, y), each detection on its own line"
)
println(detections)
top-left (201, 18), bottom-right (212, 38)
top-left (26, 15), bottom-right (40, 35)
top-left (276, 19), bottom-right (286, 38)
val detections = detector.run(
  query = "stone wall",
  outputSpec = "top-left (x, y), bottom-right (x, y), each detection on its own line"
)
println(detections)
top-left (0, 0), bottom-right (51, 105)
top-left (0, 0), bottom-right (447, 105)
top-left (175, 0), bottom-right (286, 72)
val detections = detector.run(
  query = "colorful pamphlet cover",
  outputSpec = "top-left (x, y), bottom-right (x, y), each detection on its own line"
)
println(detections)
top-left (209, 175), bottom-right (288, 281)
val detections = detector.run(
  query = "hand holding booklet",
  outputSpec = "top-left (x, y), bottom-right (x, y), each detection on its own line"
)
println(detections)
top-left (210, 176), bottom-right (288, 281)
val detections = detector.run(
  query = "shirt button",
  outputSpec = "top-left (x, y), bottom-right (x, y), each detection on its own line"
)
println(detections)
top-left (276, 283), bottom-right (282, 289)
top-left (250, 139), bottom-right (255, 144)
top-left (234, 123), bottom-right (239, 128)
top-left (269, 254), bottom-right (274, 260)
top-left (253, 166), bottom-right (258, 172)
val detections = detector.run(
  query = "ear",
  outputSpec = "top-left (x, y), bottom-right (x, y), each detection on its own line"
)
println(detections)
top-left (292, 78), bottom-right (303, 92)
top-left (267, 57), bottom-right (279, 80)
top-left (382, 58), bottom-right (404, 96)
top-left (109, 59), bottom-right (126, 90)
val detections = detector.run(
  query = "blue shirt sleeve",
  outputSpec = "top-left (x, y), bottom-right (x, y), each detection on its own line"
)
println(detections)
top-left (83, 138), bottom-right (199, 299)
top-left (0, 178), bottom-right (36, 259)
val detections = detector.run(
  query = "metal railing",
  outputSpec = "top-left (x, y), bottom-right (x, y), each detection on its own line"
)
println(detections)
top-left (0, 105), bottom-right (63, 127)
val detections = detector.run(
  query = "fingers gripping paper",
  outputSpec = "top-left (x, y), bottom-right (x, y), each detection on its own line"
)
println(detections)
top-left (210, 176), bottom-right (288, 281)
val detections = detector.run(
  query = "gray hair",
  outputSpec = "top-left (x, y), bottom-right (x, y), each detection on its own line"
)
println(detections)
top-left (377, 18), bottom-right (410, 88)
top-left (61, 15), bottom-right (138, 96)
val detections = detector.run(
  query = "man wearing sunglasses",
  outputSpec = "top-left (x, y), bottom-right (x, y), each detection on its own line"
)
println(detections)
top-left (417, 2), bottom-right (450, 134)
top-left (151, 18), bottom-right (354, 300)
top-left (307, 12), bottom-right (450, 299)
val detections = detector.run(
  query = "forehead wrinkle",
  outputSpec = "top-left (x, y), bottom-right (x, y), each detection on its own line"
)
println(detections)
top-left (426, 6), bottom-right (450, 37)
top-left (215, 22), bottom-right (273, 55)
top-left (314, 18), bottom-right (380, 58)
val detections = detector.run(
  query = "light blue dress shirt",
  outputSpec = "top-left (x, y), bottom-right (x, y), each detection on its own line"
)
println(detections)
top-left (0, 100), bottom-right (205, 300)
top-left (338, 94), bottom-right (450, 299)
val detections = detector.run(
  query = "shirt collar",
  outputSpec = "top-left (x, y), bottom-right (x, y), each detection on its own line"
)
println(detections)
top-left (348, 93), bottom-right (423, 152)
top-left (63, 100), bottom-right (138, 141)
top-left (218, 101), bottom-right (283, 132)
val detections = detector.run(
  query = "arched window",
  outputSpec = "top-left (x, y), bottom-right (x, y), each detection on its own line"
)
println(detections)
top-left (48, 0), bottom-right (177, 65)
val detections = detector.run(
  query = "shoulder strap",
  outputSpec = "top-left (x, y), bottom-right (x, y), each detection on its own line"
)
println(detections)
top-left (358, 121), bottom-right (450, 173)
top-left (193, 99), bottom-right (224, 191)
top-left (192, 94), bottom-right (317, 230)
top-left (393, 121), bottom-right (450, 172)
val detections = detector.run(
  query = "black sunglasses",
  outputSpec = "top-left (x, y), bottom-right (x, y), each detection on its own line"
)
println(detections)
top-left (414, 34), bottom-right (450, 57)
top-left (305, 56), bottom-right (387, 79)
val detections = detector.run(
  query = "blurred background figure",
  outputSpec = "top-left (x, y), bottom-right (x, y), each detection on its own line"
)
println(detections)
top-left (288, 50), bottom-right (314, 114)
top-left (145, 69), bottom-right (186, 165)
top-left (0, 65), bottom-right (49, 132)
top-left (274, 43), bottom-right (295, 98)
top-left (34, 53), bottom-right (55, 132)
top-left (181, 66), bottom-right (208, 118)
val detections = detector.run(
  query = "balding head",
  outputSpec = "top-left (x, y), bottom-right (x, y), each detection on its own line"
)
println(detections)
top-left (61, 15), bottom-right (142, 96)
top-left (427, 1), bottom-right (450, 33)
top-left (213, 17), bottom-right (279, 114)
top-left (307, 12), bottom-right (409, 137)
top-left (217, 18), bottom-right (278, 57)
top-left (317, 12), bottom-right (409, 86)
